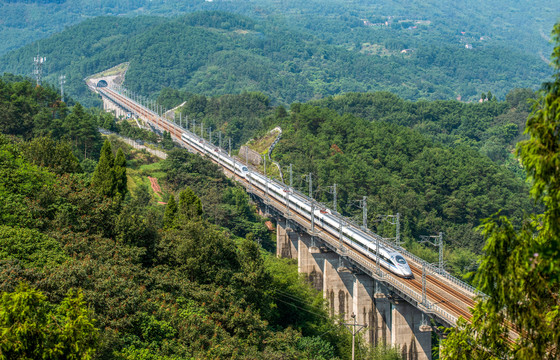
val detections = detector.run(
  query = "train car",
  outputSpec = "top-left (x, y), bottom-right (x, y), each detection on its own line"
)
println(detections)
top-left (181, 130), bottom-right (412, 278)
top-left (247, 168), bottom-right (412, 278)
top-left (181, 132), bottom-right (249, 179)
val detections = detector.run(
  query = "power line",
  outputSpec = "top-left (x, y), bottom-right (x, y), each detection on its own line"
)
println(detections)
top-left (272, 296), bottom-right (331, 320)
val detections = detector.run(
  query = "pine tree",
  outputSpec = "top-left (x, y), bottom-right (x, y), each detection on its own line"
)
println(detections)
top-left (113, 148), bottom-right (127, 198)
top-left (63, 103), bottom-right (86, 148)
top-left (163, 195), bottom-right (177, 229)
top-left (91, 139), bottom-right (115, 197)
top-left (178, 187), bottom-right (202, 219)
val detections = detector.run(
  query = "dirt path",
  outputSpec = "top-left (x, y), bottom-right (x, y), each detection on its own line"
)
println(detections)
top-left (148, 176), bottom-right (161, 194)
top-left (148, 176), bottom-right (167, 204)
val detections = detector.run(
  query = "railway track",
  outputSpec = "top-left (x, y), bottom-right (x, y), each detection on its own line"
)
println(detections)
top-left (99, 86), bottom-right (478, 326)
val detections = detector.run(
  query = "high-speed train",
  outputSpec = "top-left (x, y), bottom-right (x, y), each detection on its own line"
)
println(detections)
top-left (180, 131), bottom-right (413, 278)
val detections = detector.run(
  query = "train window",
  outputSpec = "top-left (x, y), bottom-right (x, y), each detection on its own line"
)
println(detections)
top-left (386, 259), bottom-right (395, 266)
top-left (242, 167), bottom-right (248, 172)
top-left (395, 255), bottom-right (406, 265)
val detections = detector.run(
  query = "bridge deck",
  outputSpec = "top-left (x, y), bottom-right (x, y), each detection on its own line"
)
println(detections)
top-left (97, 86), bottom-right (482, 327)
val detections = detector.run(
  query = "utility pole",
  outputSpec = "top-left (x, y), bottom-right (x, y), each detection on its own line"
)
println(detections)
top-left (306, 173), bottom-right (312, 198)
top-left (356, 196), bottom-right (367, 229)
top-left (377, 213), bottom-right (402, 246)
top-left (343, 313), bottom-right (366, 360)
top-left (59, 75), bottom-right (66, 102)
top-left (333, 183), bottom-right (337, 211)
top-left (228, 138), bottom-right (231, 156)
top-left (285, 184), bottom-right (291, 218)
top-left (422, 262), bottom-right (427, 307)
top-left (420, 232), bottom-right (444, 274)
top-left (376, 234), bottom-right (381, 274)
top-left (310, 201), bottom-right (315, 234)
top-left (339, 219), bottom-right (344, 251)
top-left (265, 158), bottom-right (269, 202)
top-left (327, 183), bottom-right (337, 211)
top-left (364, 197), bottom-right (367, 229)
top-left (396, 213), bottom-right (401, 246)
top-left (289, 164), bottom-right (293, 188)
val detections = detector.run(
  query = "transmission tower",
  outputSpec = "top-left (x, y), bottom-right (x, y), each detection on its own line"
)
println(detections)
top-left (33, 53), bottom-right (46, 86)
top-left (59, 75), bottom-right (66, 102)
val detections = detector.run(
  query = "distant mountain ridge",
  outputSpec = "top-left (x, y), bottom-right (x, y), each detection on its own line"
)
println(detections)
top-left (0, 11), bottom-right (554, 106)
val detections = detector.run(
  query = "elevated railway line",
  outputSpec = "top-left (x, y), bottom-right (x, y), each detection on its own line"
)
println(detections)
top-left (96, 85), bottom-right (482, 329)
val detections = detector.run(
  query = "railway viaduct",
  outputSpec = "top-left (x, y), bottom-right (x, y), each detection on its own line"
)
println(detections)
top-left (92, 82), bottom-right (484, 360)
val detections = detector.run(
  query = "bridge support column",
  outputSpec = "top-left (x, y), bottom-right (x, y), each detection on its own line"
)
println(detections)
top-left (391, 298), bottom-right (432, 360)
top-left (276, 220), bottom-right (297, 260)
top-left (323, 253), bottom-right (354, 321)
top-left (297, 233), bottom-right (324, 292)
top-left (372, 282), bottom-right (392, 346)
top-left (352, 274), bottom-right (375, 343)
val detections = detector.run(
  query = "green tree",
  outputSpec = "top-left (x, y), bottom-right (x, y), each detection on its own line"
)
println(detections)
top-left (91, 139), bottom-right (115, 197)
top-left (114, 148), bottom-right (127, 198)
top-left (163, 194), bottom-right (177, 229)
top-left (0, 225), bottom-right (67, 268)
top-left (178, 187), bottom-right (202, 219)
top-left (22, 136), bottom-right (82, 175)
top-left (0, 283), bottom-right (98, 360)
top-left (442, 22), bottom-right (560, 359)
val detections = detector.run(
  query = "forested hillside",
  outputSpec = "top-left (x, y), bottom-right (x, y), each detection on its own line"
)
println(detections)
top-left (0, 76), bottom-right (365, 359)
top-left (159, 87), bottom-right (536, 278)
top-left (0, 11), bottom-right (553, 107)
top-left (1, 0), bottom-right (558, 59)
top-left (268, 104), bottom-right (533, 276)
top-left (311, 89), bottom-right (536, 171)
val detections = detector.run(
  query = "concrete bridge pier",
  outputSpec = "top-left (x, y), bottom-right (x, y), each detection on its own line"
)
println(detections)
top-left (101, 96), bottom-right (127, 119)
top-left (276, 220), bottom-right (298, 260)
top-left (352, 274), bottom-right (375, 343)
top-left (297, 232), bottom-right (326, 292)
top-left (275, 219), bottom-right (432, 359)
top-left (391, 297), bottom-right (432, 360)
top-left (323, 252), bottom-right (354, 319)
top-left (373, 282), bottom-right (392, 346)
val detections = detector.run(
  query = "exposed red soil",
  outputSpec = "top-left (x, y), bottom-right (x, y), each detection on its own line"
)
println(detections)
top-left (148, 176), bottom-right (161, 194)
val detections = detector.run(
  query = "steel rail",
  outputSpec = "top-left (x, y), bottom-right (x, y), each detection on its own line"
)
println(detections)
top-left (97, 85), bottom-right (485, 327)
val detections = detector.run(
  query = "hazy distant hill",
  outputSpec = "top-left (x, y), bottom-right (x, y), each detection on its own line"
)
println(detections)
top-left (0, 11), bottom-right (553, 106)
top-left (1, 0), bottom-right (558, 59)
